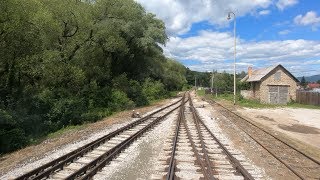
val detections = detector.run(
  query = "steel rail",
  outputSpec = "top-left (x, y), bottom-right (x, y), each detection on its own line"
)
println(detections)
top-left (188, 94), bottom-right (215, 178)
top-left (212, 100), bottom-right (320, 179)
top-left (214, 101), bottom-right (320, 166)
top-left (15, 97), bottom-right (183, 180)
top-left (166, 95), bottom-right (186, 180)
top-left (66, 94), bottom-right (187, 180)
top-left (182, 95), bottom-right (214, 180)
top-left (190, 98), bottom-right (254, 180)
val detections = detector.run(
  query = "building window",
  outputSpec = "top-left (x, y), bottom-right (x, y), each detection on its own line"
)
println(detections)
top-left (274, 72), bottom-right (281, 80)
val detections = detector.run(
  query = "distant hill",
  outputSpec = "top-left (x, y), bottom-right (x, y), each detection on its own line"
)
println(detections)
top-left (297, 74), bottom-right (320, 82)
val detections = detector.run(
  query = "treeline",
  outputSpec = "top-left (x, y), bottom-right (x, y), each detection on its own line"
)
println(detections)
top-left (0, 0), bottom-right (187, 154)
top-left (186, 69), bottom-right (249, 92)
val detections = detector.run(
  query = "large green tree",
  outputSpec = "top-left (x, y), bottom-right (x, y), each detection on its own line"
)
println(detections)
top-left (0, 0), bottom-right (187, 154)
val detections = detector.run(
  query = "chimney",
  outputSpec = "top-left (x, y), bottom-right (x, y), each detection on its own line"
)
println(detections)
top-left (248, 66), bottom-right (253, 77)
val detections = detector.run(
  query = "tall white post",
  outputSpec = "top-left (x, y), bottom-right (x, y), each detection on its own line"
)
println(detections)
top-left (211, 70), bottom-right (214, 93)
top-left (228, 12), bottom-right (237, 105)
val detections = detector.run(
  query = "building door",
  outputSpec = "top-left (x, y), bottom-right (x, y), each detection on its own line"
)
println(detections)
top-left (269, 86), bottom-right (288, 104)
top-left (269, 86), bottom-right (279, 104)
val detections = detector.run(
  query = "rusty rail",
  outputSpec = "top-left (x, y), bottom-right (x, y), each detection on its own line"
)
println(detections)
top-left (71, 94), bottom-right (186, 180)
top-left (182, 95), bottom-right (214, 180)
top-left (166, 95), bottom-right (186, 180)
top-left (189, 94), bottom-right (215, 179)
top-left (190, 98), bottom-right (254, 180)
top-left (16, 97), bottom-right (183, 180)
top-left (212, 100), bottom-right (320, 179)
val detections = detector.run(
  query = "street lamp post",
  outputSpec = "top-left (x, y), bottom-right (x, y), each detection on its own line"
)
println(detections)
top-left (211, 70), bottom-right (214, 93)
top-left (228, 12), bottom-right (236, 105)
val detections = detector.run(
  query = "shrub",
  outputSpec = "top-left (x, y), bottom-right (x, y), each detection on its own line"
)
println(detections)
top-left (0, 109), bottom-right (28, 154)
top-left (142, 78), bottom-right (166, 102)
top-left (127, 80), bottom-right (149, 106)
top-left (0, 128), bottom-right (28, 154)
top-left (80, 108), bottom-right (112, 122)
top-left (110, 90), bottom-right (135, 111)
top-left (48, 98), bottom-right (86, 126)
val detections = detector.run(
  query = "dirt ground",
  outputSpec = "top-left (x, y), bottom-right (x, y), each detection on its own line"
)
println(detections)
top-left (193, 93), bottom-right (300, 179)
top-left (0, 98), bottom-right (174, 176)
top-left (237, 107), bottom-right (320, 149)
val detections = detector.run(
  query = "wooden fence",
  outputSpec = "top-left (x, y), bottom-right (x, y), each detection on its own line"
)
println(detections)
top-left (296, 91), bottom-right (320, 106)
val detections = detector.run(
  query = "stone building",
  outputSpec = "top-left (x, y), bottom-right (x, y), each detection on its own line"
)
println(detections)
top-left (241, 64), bottom-right (299, 104)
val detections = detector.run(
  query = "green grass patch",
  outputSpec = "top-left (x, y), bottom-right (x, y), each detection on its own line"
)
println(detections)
top-left (168, 91), bottom-right (180, 98)
top-left (196, 89), bottom-right (205, 96)
top-left (27, 124), bottom-right (86, 146)
top-left (287, 102), bottom-right (320, 109)
top-left (47, 124), bottom-right (86, 139)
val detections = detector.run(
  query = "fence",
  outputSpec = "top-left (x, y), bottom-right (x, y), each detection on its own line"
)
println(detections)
top-left (296, 91), bottom-right (320, 106)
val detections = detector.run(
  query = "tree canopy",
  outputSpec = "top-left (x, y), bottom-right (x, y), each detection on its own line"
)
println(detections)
top-left (0, 0), bottom-right (187, 154)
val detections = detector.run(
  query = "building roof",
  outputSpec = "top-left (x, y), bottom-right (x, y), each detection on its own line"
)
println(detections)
top-left (308, 83), bottom-right (320, 88)
top-left (241, 64), bottom-right (299, 83)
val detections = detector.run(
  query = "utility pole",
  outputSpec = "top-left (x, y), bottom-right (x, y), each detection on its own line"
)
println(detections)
top-left (228, 11), bottom-right (237, 105)
top-left (211, 70), bottom-right (214, 94)
top-left (194, 76), bottom-right (197, 89)
top-left (212, 71), bottom-right (218, 98)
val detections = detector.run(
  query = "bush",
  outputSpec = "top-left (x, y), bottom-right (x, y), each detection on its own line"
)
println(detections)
top-left (127, 80), bottom-right (149, 106)
top-left (238, 81), bottom-right (250, 90)
top-left (0, 109), bottom-right (28, 154)
top-left (48, 98), bottom-right (86, 126)
top-left (80, 108), bottom-right (112, 122)
top-left (182, 84), bottom-right (191, 91)
top-left (0, 128), bottom-right (28, 154)
top-left (142, 78), bottom-right (166, 102)
top-left (110, 90), bottom-right (135, 111)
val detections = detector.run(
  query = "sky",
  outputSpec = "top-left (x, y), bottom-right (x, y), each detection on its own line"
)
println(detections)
top-left (135, 0), bottom-right (320, 77)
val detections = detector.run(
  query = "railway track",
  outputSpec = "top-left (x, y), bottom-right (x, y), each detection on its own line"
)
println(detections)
top-left (15, 96), bottom-right (185, 180)
top-left (14, 92), bottom-right (318, 179)
top-left (210, 100), bottom-right (320, 179)
top-left (153, 94), bottom-right (260, 179)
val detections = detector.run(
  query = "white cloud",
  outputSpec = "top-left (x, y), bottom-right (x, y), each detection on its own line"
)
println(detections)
top-left (135, 0), bottom-right (272, 35)
top-left (163, 31), bottom-right (320, 75)
top-left (259, 10), bottom-right (271, 15)
top-left (276, 0), bottom-right (298, 10)
top-left (134, 1), bottom-right (319, 76)
top-left (303, 59), bottom-right (320, 65)
top-left (294, 11), bottom-right (320, 30)
top-left (278, 29), bottom-right (290, 35)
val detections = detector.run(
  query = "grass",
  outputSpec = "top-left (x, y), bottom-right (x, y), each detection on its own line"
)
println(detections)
top-left (47, 125), bottom-right (86, 139)
top-left (196, 89), bottom-right (206, 96)
top-left (28, 124), bottom-right (86, 146)
top-left (286, 102), bottom-right (320, 109)
top-left (196, 89), bottom-right (320, 109)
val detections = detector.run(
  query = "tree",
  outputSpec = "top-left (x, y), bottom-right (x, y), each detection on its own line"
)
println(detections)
top-left (162, 59), bottom-right (187, 90)
top-left (238, 71), bottom-right (247, 79)
top-left (0, 0), bottom-right (188, 154)
top-left (301, 76), bottom-right (307, 88)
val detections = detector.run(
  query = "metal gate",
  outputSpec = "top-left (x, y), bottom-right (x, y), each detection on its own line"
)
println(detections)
top-left (269, 86), bottom-right (288, 104)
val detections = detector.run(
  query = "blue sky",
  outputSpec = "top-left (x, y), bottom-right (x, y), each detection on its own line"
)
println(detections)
top-left (136, 0), bottom-right (320, 77)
